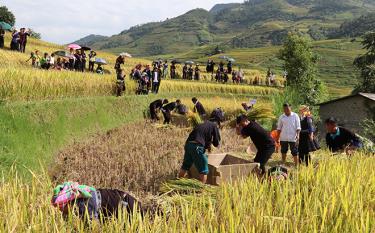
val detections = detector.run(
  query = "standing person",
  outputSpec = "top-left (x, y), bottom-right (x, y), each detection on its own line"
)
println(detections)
top-left (277, 103), bottom-right (301, 166)
top-left (74, 50), bottom-right (82, 71)
top-left (162, 61), bottom-right (168, 78)
top-left (161, 100), bottom-right (178, 124)
top-left (325, 117), bottom-right (362, 155)
top-left (236, 115), bottom-right (276, 175)
top-left (298, 106), bottom-right (319, 166)
top-left (143, 65), bottom-right (152, 92)
top-left (178, 111), bottom-right (222, 183)
top-left (81, 50), bottom-right (87, 72)
top-left (68, 48), bottom-right (76, 71)
top-left (10, 30), bottom-right (19, 51)
top-left (219, 61), bottom-right (224, 72)
top-left (49, 53), bottom-right (55, 69)
top-left (0, 29), bottom-right (4, 49)
top-left (115, 55), bottom-right (125, 74)
top-left (152, 66), bottom-right (161, 94)
top-left (210, 60), bottom-right (216, 75)
top-left (188, 65), bottom-right (194, 80)
top-left (18, 28), bottom-right (30, 53)
top-left (116, 69), bottom-right (126, 97)
top-left (194, 65), bottom-right (200, 80)
top-left (192, 97), bottom-right (206, 119)
top-left (206, 60), bottom-right (211, 73)
top-left (170, 61), bottom-right (177, 79)
top-left (149, 99), bottom-right (169, 122)
top-left (227, 61), bottom-right (233, 74)
top-left (88, 51), bottom-right (96, 72)
top-left (182, 64), bottom-right (188, 79)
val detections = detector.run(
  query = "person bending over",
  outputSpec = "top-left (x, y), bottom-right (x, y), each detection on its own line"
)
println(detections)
top-left (52, 182), bottom-right (144, 221)
top-left (236, 114), bottom-right (275, 175)
top-left (179, 111), bottom-right (223, 183)
top-left (149, 99), bottom-right (169, 122)
top-left (176, 99), bottom-right (188, 115)
top-left (325, 117), bottom-right (362, 155)
top-left (192, 97), bottom-right (206, 119)
top-left (161, 100), bottom-right (178, 124)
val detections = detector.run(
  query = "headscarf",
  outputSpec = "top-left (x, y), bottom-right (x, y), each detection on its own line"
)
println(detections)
top-left (299, 105), bottom-right (311, 117)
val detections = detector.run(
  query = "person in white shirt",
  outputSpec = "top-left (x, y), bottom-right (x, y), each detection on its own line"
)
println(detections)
top-left (49, 54), bottom-right (55, 68)
top-left (277, 103), bottom-right (301, 166)
top-left (152, 67), bottom-right (161, 94)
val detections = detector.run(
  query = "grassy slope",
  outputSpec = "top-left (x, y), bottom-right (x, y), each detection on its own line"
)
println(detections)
top-left (157, 39), bottom-right (364, 97)
top-left (0, 96), bottom-right (151, 175)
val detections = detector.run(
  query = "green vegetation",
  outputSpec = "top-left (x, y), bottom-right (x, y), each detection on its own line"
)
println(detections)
top-left (0, 5), bottom-right (374, 232)
top-left (0, 96), bottom-right (149, 175)
top-left (84, 0), bottom-right (375, 57)
top-left (159, 38), bottom-right (363, 97)
top-left (279, 34), bottom-right (326, 105)
top-left (353, 32), bottom-right (375, 93)
top-left (0, 5), bottom-right (15, 26)
top-left (329, 13), bottom-right (375, 38)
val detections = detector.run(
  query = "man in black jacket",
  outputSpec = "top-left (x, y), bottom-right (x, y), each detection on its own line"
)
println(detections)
top-left (149, 99), bottom-right (168, 122)
top-left (179, 112), bottom-right (223, 183)
top-left (236, 114), bottom-right (275, 174)
top-left (325, 117), bottom-right (362, 155)
top-left (192, 97), bottom-right (206, 118)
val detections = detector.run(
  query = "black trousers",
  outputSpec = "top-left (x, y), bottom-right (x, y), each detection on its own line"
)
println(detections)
top-left (150, 105), bottom-right (158, 120)
top-left (89, 61), bottom-right (95, 72)
top-left (81, 61), bottom-right (86, 72)
top-left (0, 36), bottom-right (4, 48)
top-left (299, 153), bottom-right (311, 166)
top-left (10, 41), bottom-right (19, 51)
top-left (254, 145), bottom-right (275, 174)
top-left (162, 110), bottom-right (171, 124)
top-left (20, 42), bottom-right (27, 53)
top-left (152, 82), bottom-right (160, 94)
top-left (69, 59), bottom-right (75, 70)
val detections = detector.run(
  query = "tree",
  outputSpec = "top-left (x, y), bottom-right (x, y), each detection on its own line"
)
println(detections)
top-left (28, 28), bottom-right (41, 39)
top-left (279, 33), bottom-right (326, 105)
top-left (0, 6), bottom-right (16, 26)
top-left (353, 32), bottom-right (375, 93)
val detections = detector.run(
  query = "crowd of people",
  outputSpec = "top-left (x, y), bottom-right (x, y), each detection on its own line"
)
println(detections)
top-left (147, 98), bottom-right (362, 182)
top-left (51, 96), bottom-right (363, 220)
top-left (24, 48), bottom-right (105, 74)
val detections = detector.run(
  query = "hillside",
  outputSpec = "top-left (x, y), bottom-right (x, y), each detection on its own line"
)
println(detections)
top-left (81, 0), bottom-right (375, 56)
top-left (72, 34), bottom-right (108, 47)
top-left (329, 13), bottom-right (375, 38)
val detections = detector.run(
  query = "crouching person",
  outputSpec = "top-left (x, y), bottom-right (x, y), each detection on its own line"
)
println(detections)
top-left (149, 99), bottom-right (168, 122)
top-left (52, 182), bottom-right (144, 221)
top-left (178, 110), bottom-right (224, 183)
top-left (236, 114), bottom-right (276, 175)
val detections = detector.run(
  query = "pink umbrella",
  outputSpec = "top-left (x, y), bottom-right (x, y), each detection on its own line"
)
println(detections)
top-left (67, 44), bottom-right (81, 50)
